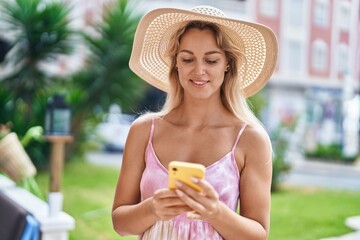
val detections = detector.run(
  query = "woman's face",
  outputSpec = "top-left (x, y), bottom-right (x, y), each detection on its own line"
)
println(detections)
top-left (176, 28), bottom-right (228, 100)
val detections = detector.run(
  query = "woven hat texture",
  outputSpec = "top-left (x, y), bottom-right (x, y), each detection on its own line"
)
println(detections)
top-left (129, 6), bottom-right (278, 97)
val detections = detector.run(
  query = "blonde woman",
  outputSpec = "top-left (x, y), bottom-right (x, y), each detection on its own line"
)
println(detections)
top-left (112, 6), bottom-right (277, 240)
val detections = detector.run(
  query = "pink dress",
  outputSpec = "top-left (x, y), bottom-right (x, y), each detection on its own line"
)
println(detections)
top-left (139, 118), bottom-right (246, 240)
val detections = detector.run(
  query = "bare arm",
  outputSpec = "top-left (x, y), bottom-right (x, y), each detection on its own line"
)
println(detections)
top-left (215, 126), bottom-right (272, 239)
top-left (112, 116), bottom-right (193, 236)
top-left (112, 116), bottom-right (158, 235)
top-left (175, 126), bottom-right (272, 240)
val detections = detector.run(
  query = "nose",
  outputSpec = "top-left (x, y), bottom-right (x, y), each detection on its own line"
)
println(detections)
top-left (194, 62), bottom-right (205, 75)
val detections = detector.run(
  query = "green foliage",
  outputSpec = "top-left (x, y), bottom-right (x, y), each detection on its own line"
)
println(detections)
top-left (248, 90), bottom-right (267, 118)
top-left (0, 125), bottom-right (45, 198)
top-left (21, 126), bottom-right (44, 147)
top-left (0, 87), bottom-right (49, 168)
top-left (0, 0), bottom-right (74, 167)
top-left (0, 0), bottom-right (74, 106)
top-left (70, 0), bottom-right (145, 115)
top-left (0, 0), bottom-right (145, 166)
top-left (270, 124), bottom-right (292, 192)
top-left (306, 144), bottom-right (357, 163)
top-left (67, 0), bottom-right (146, 156)
top-left (249, 90), bottom-right (294, 192)
top-left (18, 176), bottom-right (44, 200)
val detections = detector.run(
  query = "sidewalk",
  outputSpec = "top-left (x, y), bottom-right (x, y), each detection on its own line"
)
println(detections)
top-left (283, 157), bottom-right (360, 191)
top-left (86, 151), bottom-right (123, 168)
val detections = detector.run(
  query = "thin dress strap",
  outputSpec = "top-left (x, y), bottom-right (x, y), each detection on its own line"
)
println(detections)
top-left (231, 124), bottom-right (247, 152)
top-left (147, 116), bottom-right (155, 145)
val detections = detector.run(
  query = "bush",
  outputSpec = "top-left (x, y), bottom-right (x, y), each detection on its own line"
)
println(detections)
top-left (270, 124), bottom-right (292, 192)
top-left (249, 90), bottom-right (293, 192)
top-left (306, 144), bottom-right (357, 163)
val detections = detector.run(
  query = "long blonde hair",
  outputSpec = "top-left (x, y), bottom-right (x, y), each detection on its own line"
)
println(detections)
top-left (158, 20), bottom-right (262, 127)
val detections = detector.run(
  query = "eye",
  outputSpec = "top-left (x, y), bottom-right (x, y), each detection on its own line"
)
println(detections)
top-left (182, 58), bottom-right (194, 63)
top-left (206, 59), bottom-right (219, 64)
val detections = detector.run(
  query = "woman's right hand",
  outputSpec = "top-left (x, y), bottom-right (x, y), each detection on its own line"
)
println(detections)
top-left (151, 188), bottom-right (192, 221)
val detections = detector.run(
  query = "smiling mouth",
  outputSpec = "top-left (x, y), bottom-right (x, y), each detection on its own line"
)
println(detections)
top-left (191, 80), bottom-right (209, 86)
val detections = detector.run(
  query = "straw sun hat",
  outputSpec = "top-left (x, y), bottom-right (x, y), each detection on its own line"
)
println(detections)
top-left (129, 6), bottom-right (278, 97)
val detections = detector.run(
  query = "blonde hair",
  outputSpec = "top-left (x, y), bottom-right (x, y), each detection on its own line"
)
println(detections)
top-left (158, 20), bottom-right (262, 127)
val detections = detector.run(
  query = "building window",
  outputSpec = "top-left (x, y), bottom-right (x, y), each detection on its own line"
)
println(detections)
top-left (312, 40), bottom-right (328, 72)
top-left (338, 1), bottom-right (351, 32)
top-left (259, 0), bottom-right (277, 17)
top-left (338, 43), bottom-right (349, 74)
top-left (286, 40), bottom-right (302, 73)
top-left (288, 0), bottom-right (304, 27)
top-left (314, 0), bottom-right (329, 27)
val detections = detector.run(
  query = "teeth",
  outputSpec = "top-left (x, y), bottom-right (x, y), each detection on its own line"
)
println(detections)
top-left (193, 81), bottom-right (206, 85)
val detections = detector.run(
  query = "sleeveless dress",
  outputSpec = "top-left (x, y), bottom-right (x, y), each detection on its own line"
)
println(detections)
top-left (138, 118), bottom-right (247, 240)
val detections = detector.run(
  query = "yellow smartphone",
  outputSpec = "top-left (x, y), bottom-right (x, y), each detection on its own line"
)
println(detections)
top-left (168, 161), bottom-right (206, 192)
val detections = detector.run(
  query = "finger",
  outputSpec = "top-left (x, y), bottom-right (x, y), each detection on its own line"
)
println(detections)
top-left (154, 196), bottom-right (187, 209)
top-left (175, 180), bottom-right (198, 194)
top-left (191, 178), bottom-right (219, 199)
top-left (186, 211), bottom-right (202, 220)
top-left (166, 198), bottom-right (189, 207)
top-left (176, 178), bottom-right (215, 203)
top-left (175, 181), bottom-right (210, 209)
top-left (154, 188), bottom-right (180, 199)
top-left (162, 205), bottom-right (192, 216)
top-left (175, 189), bottom-right (207, 213)
top-left (156, 204), bottom-right (193, 220)
top-left (175, 182), bottom-right (220, 219)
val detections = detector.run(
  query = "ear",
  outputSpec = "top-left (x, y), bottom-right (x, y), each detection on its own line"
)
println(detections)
top-left (225, 64), bottom-right (230, 72)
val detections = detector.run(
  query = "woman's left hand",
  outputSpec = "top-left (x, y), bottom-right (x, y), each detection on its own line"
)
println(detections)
top-left (174, 178), bottom-right (221, 220)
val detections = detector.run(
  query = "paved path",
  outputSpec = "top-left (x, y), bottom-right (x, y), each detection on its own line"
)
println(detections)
top-left (86, 151), bottom-right (123, 168)
top-left (283, 158), bottom-right (360, 191)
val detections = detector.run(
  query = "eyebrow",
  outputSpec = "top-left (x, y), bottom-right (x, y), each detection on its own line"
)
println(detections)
top-left (179, 50), bottom-right (222, 55)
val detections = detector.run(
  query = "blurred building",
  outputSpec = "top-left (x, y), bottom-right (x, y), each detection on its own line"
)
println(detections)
top-left (135, 0), bottom-right (360, 157)
top-left (254, 0), bottom-right (360, 158)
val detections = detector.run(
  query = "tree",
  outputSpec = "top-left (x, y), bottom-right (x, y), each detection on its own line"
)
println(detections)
top-left (68, 0), bottom-right (146, 148)
top-left (0, 0), bottom-right (75, 167)
top-left (0, 0), bottom-right (74, 118)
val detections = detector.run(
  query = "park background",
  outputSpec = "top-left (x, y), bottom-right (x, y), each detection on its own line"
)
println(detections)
top-left (0, 0), bottom-right (360, 239)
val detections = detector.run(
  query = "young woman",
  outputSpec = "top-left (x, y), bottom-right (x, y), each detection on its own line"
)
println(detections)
top-left (112, 6), bottom-right (278, 240)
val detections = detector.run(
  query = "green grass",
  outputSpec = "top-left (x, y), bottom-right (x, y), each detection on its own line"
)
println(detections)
top-left (35, 159), bottom-right (360, 240)
top-left (36, 159), bottom-right (126, 240)
top-left (270, 188), bottom-right (360, 240)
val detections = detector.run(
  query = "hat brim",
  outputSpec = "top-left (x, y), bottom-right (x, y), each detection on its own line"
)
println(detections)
top-left (129, 7), bottom-right (278, 97)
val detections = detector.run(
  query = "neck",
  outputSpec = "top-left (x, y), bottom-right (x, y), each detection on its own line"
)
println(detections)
top-left (169, 95), bottom-right (230, 127)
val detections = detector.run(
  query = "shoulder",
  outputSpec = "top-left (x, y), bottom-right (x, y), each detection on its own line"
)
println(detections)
top-left (131, 113), bottom-right (153, 127)
top-left (241, 125), bottom-right (271, 149)
top-left (129, 113), bottom-right (154, 135)
top-left (125, 113), bottom-right (154, 145)
top-left (238, 124), bottom-right (272, 166)
top-left (128, 112), bottom-right (166, 138)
